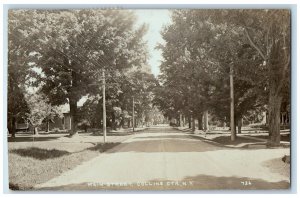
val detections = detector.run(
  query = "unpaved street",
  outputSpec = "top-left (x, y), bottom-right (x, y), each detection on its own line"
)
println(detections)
top-left (36, 127), bottom-right (290, 190)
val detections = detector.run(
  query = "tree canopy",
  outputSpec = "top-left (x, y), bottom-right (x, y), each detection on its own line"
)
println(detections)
top-left (155, 9), bottom-right (290, 145)
top-left (8, 9), bottom-right (159, 135)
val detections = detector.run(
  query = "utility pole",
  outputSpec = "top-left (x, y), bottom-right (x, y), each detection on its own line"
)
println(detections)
top-left (132, 96), bottom-right (135, 132)
top-left (102, 69), bottom-right (106, 143)
top-left (230, 64), bottom-right (236, 141)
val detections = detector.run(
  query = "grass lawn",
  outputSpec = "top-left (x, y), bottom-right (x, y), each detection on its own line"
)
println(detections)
top-left (243, 134), bottom-right (290, 142)
top-left (8, 139), bottom-right (120, 190)
top-left (184, 127), bottom-right (290, 147)
top-left (202, 134), bottom-right (290, 148)
top-left (210, 135), bottom-right (264, 147)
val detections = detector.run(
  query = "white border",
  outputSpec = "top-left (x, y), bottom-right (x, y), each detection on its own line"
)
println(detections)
top-left (1, 0), bottom-right (299, 197)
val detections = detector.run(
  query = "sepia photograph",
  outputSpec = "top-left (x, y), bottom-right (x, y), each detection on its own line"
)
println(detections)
top-left (6, 7), bottom-right (291, 191)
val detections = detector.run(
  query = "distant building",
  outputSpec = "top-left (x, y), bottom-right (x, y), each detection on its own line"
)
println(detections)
top-left (15, 112), bottom-right (72, 132)
top-left (40, 112), bottom-right (71, 131)
top-left (261, 111), bottom-right (290, 127)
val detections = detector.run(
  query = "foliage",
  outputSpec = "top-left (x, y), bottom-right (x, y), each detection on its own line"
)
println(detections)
top-left (78, 69), bottom-right (159, 129)
top-left (25, 93), bottom-right (63, 131)
top-left (9, 9), bottom-right (149, 135)
top-left (7, 10), bottom-right (34, 135)
top-left (155, 9), bottom-right (290, 145)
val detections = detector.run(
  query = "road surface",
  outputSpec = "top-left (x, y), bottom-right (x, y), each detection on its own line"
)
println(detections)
top-left (36, 126), bottom-right (290, 190)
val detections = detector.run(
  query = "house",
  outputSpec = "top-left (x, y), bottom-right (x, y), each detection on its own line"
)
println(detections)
top-left (15, 121), bottom-right (29, 132)
top-left (40, 112), bottom-right (72, 131)
top-left (261, 111), bottom-right (290, 127)
top-left (14, 112), bottom-right (72, 133)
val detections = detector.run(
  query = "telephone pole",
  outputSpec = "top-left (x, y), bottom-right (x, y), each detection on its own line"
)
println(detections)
top-left (102, 69), bottom-right (106, 143)
top-left (230, 64), bottom-right (236, 141)
top-left (132, 97), bottom-right (135, 132)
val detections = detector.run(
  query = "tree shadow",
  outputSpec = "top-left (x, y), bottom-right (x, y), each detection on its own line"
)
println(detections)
top-left (10, 147), bottom-right (70, 160)
top-left (211, 136), bottom-right (264, 146)
top-left (105, 137), bottom-right (231, 153)
top-left (135, 134), bottom-right (197, 140)
top-left (91, 132), bottom-right (135, 136)
top-left (243, 134), bottom-right (290, 142)
top-left (87, 142), bottom-right (121, 152)
top-left (186, 134), bottom-right (288, 149)
top-left (8, 136), bottom-right (61, 142)
top-left (9, 183), bottom-right (33, 191)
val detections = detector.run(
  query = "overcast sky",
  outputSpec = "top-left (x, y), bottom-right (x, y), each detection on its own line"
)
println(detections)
top-left (134, 9), bottom-right (172, 77)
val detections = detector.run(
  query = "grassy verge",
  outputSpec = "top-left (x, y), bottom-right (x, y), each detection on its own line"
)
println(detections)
top-left (8, 142), bottom-right (119, 190)
top-left (211, 136), bottom-right (263, 146)
top-left (243, 134), bottom-right (290, 142)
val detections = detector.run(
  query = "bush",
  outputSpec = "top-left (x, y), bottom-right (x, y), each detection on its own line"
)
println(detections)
top-left (249, 123), bottom-right (266, 128)
top-left (170, 122), bottom-right (178, 127)
top-left (52, 128), bottom-right (60, 133)
top-left (78, 120), bottom-right (91, 132)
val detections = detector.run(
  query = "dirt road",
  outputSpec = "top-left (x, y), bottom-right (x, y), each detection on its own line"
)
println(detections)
top-left (36, 126), bottom-right (290, 190)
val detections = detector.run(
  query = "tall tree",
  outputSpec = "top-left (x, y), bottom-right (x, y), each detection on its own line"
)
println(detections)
top-left (12, 9), bottom-right (148, 135)
top-left (8, 10), bottom-right (34, 137)
top-left (156, 9), bottom-right (290, 145)
top-left (202, 9), bottom-right (290, 145)
top-left (240, 10), bottom-right (290, 146)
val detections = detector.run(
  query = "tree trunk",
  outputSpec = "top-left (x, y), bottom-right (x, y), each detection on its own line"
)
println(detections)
top-left (112, 113), bottom-right (116, 130)
top-left (119, 118), bottom-right (124, 128)
top-left (135, 118), bottom-right (138, 128)
top-left (281, 113), bottom-right (285, 130)
top-left (238, 117), bottom-right (242, 134)
top-left (192, 116), bottom-right (196, 132)
top-left (127, 119), bottom-right (131, 128)
top-left (34, 126), bottom-right (39, 135)
top-left (234, 122), bottom-right (237, 135)
top-left (46, 120), bottom-right (50, 132)
top-left (69, 98), bottom-right (78, 136)
top-left (230, 64), bottom-right (236, 141)
top-left (142, 112), bottom-right (145, 128)
top-left (179, 114), bottom-right (183, 127)
top-left (204, 110), bottom-right (209, 131)
top-left (268, 92), bottom-right (282, 146)
top-left (188, 116), bottom-right (191, 128)
top-left (198, 114), bottom-right (203, 130)
top-left (11, 117), bottom-right (16, 138)
top-left (69, 70), bottom-right (78, 136)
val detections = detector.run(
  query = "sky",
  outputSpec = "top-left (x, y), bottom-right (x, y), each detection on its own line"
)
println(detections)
top-left (134, 9), bottom-right (172, 77)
